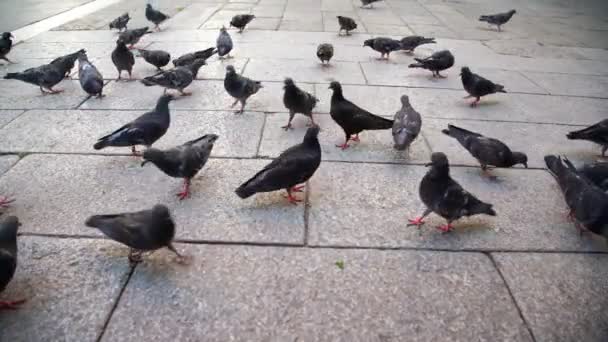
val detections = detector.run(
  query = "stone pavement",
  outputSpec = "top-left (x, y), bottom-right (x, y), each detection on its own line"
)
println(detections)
top-left (1, 0), bottom-right (608, 340)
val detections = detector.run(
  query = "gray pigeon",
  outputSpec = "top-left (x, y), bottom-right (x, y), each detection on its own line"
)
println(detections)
top-left (77, 53), bottom-right (104, 97)
top-left (408, 50), bottom-right (455, 77)
top-left (0, 216), bottom-right (24, 310)
top-left (109, 13), bottom-right (130, 32)
top-left (230, 14), bottom-right (255, 33)
top-left (4, 62), bottom-right (66, 94)
top-left (566, 119), bottom-right (608, 157)
top-left (392, 95), bottom-right (421, 151)
top-left (137, 49), bottom-right (171, 70)
top-left (579, 162), bottom-right (608, 191)
top-left (337, 16), bottom-right (357, 35)
top-left (145, 4), bottom-right (170, 31)
top-left (111, 39), bottom-right (135, 80)
top-left (408, 152), bottom-right (497, 232)
top-left (282, 78), bottom-right (319, 130)
top-left (0, 32), bottom-right (14, 64)
top-left (360, 0), bottom-right (383, 8)
top-left (363, 37), bottom-right (402, 59)
top-left (224, 65), bottom-right (262, 114)
top-left (479, 10), bottom-right (516, 32)
top-left (50, 49), bottom-right (86, 78)
top-left (460, 67), bottom-right (506, 107)
top-left (172, 47), bottom-right (216, 67)
top-left (400, 36), bottom-right (435, 53)
top-left (216, 26), bottom-right (233, 59)
top-left (142, 134), bottom-right (219, 200)
top-left (93, 94), bottom-right (174, 155)
top-left (316, 43), bottom-right (334, 65)
top-left (141, 59), bottom-right (206, 96)
top-left (85, 204), bottom-right (186, 263)
top-left (119, 27), bottom-right (149, 48)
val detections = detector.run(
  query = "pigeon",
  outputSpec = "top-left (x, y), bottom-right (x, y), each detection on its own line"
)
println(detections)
top-left (479, 10), bottom-right (516, 32)
top-left (111, 39), bottom-right (135, 80)
top-left (460, 67), bottom-right (506, 107)
top-left (337, 16), bottom-right (357, 35)
top-left (400, 35), bottom-right (435, 53)
top-left (363, 37), bottom-right (403, 60)
top-left (109, 13), bottom-right (130, 32)
top-left (230, 14), bottom-right (255, 33)
top-left (0, 216), bottom-right (25, 310)
top-left (408, 49), bottom-right (455, 78)
top-left (85, 204), bottom-right (187, 263)
top-left (93, 94), bottom-right (174, 155)
top-left (317, 43), bottom-right (334, 65)
top-left (566, 119), bottom-right (608, 157)
top-left (141, 58), bottom-right (206, 96)
top-left (360, 0), bottom-right (383, 8)
top-left (142, 134), bottom-right (219, 200)
top-left (172, 47), bottom-right (216, 67)
top-left (118, 27), bottom-right (149, 49)
top-left (579, 162), bottom-right (608, 191)
top-left (442, 124), bottom-right (527, 172)
top-left (236, 125), bottom-right (321, 204)
top-left (282, 78), bottom-right (319, 130)
top-left (50, 49), bottom-right (86, 78)
top-left (392, 95), bottom-right (421, 151)
top-left (145, 4), bottom-right (169, 31)
top-left (329, 81), bottom-right (393, 149)
top-left (137, 49), bottom-right (171, 70)
top-left (4, 62), bottom-right (66, 94)
top-left (0, 32), bottom-right (14, 64)
top-left (545, 155), bottom-right (608, 238)
top-left (77, 53), bottom-right (104, 97)
top-left (408, 152), bottom-right (497, 232)
top-left (216, 26), bottom-right (233, 59)
top-left (224, 65), bottom-right (262, 114)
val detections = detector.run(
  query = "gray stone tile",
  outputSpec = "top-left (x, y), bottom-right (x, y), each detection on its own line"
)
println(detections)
top-left (524, 72), bottom-right (608, 98)
top-left (252, 5), bottom-right (285, 18)
top-left (321, 0), bottom-right (352, 11)
top-left (223, 29), bottom-right (373, 46)
top-left (509, 94), bottom-right (608, 126)
top-left (245, 58), bottom-right (366, 84)
top-left (0, 109), bottom-right (25, 128)
top-left (483, 38), bottom-right (608, 61)
top-left (308, 162), bottom-right (608, 251)
top-left (493, 253), bottom-right (608, 342)
top-left (279, 20), bottom-right (324, 32)
top-left (0, 236), bottom-right (131, 341)
top-left (0, 155), bottom-right (305, 243)
top-left (399, 15), bottom-right (441, 26)
top-left (102, 245), bottom-right (531, 341)
top-left (9, 42), bottom-right (115, 59)
top-left (0, 155), bottom-right (19, 176)
top-left (246, 17), bottom-right (281, 30)
top-left (0, 80), bottom-right (87, 110)
top-left (26, 30), bottom-right (119, 43)
top-left (365, 24), bottom-right (414, 35)
top-left (408, 23), bottom-right (458, 38)
top-left (167, 4), bottom-right (222, 30)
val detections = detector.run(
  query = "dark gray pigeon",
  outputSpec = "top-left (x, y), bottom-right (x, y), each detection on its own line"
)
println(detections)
top-left (93, 94), bottom-right (174, 155)
top-left (0, 216), bottom-right (24, 310)
top-left (230, 14), bottom-right (255, 33)
top-left (360, 0), bottom-right (383, 8)
top-left (408, 152), bottom-right (497, 232)
top-left (566, 119), bottom-right (608, 157)
top-left (119, 27), bottom-right (149, 48)
top-left (363, 37), bottom-right (402, 59)
top-left (408, 50), bottom-right (454, 77)
top-left (392, 95), bottom-right (421, 151)
top-left (282, 78), bottom-right (319, 130)
top-left (50, 49), bottom-right (86, 78)
top-left (236, 125), bottom-right (321, 204)
top-left (4, 62), bottom-right (65, 94)
top-left (545, 155), bottom-right (608, 238)
top-left (224, 65), bottom-right (262, 114)
top-left (141, 58), bottom-right (206, 96)
top-left (216, 26), bottom-right (233, 59)
top-left (146, 4), bottom-right (169, 31)
top-left (579, 162), bottom-right (608, 191)
top-left (109, 13), bottom-right (130, 32)
top-left (0, 32), bottom-right (14, 64)
top-left (442, 124), bottom-right (527, 172)
top-left (137, 49), bottom-right (171, 70)
top-left (85, 204), bottom-right (187, 263)
top-left (77, 53), bottom-right (104, 97)
top-left (460, 66), bottom-right (506, 107)
top-left (337, 16), bottom-right (357, 35)
top-left (142, 134), bottom-right (219, 200)
top-left (400, 35), bottom-right (435, 53)
top-left (479, 10), bottom-right (516, 32)
top-left (111, 39), bottom-right (135, 80)
top-left (317, 43), bottom-right (334, 65)
top-left (172, 47), bottom-right (216, 67)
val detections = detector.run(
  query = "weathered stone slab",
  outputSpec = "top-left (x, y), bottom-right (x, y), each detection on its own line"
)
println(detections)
top-left (509, 93), bottom-right (608, 126)
top-left (524, 72), bottom-right (608, 98)
top-left (27, 30), bottom-right (119, 43)
top-left (0, 80), bottom-right (87, 110)
top-left (245, 58), bottom-right (366, 84)
top-left (9, 42), bottom-right (115, 59)
top-left (0, 109), bottom-right (24, 128)
top-left (0, 155), bottom-right (19, 176)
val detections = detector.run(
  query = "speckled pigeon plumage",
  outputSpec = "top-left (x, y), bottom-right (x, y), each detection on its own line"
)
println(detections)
top-left (146, 4), bottom-right (169, 31)
top-left (363, 37), bottom-right (402, 59)
top-left (566, 119), bottom-right (608, 157)
top-left (0, 216), bottom-right (24, 310)
top-left (141, 59), bottom-right (206, 95)
top-left (137, 49), bottom-right (171, 70)
top-left (77, 53), bottom-right (104, 97)
top-left (479, 10), bottom-right (516, 32)
top-left (173, 47), bottom-right (216, 67)
top-left (224, 65), bottom-right (262, 114)
top-left (282, 78), bottom-right (319, 130)
top-left (337, 16), bottom-right (357, 35)
top-left (400, 36), bottom-right (435, 53)
top-left (392, 95), bottom-right (421, 151)
top-left (579, 162), bottom-right (608, 191)
top-left (230, 14), bottom-right (255, 33)
top-left (0, 32), bottom-right (14, 64)
top-left (216, 26), bottom-right (233, 58)
top-left (111, 39), bottom-right (135, 80)
top-left (317, 43), bottom-right (334, 65)
top-left (408, 50), bottom-right (454, 77)
top-left (109, 13), bottom-right (130, 32)
top-left (460, 66), bottom-right (506, 107)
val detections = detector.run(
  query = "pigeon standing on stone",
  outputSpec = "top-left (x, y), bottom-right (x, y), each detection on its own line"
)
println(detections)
top-left (136, 49), bottom-right (171, 70)
top-left (579, 162), bottom-right (608, 191)
top-left (408, 152), bottom-right (497, 232)
top-left (460, 67), bottom-right (506, 107)
top-left (230, 14), bottom-right (255, 33)
top-left (111, 39), bottom-right (135, 80)
top-left (282, 78), bottom-right (319, 130)
top-left (216, 26), bottom-right (233, 59)
top-left (172, 47), bottom-right (216, 67)
top-left (337, 16), bottom-right (357, 36)
top-left (236, 125), bottom-right (321, 204)
top-left (85, 204), bottom-right (187, 263)
top-left (119, 27), bottom-right (149, 49)
top-left (93, 94), bottom-right (174, 155)
top-left (329, 81), bottom-right (393, 149)
top-left (109, 13), bottom-right (130, 32)
top-left (4, 62), bottom-right (66, 94)
top-left (224, 65), bottom-right (262, 114)
top-left (392, 95), bottom-right (421, 151)
top-left (316, 43), bottom-right (334, 65)
top-left (141, 58), bottom-right (206, 95)
top-left (566, 119), bottom-right (608, 157)
top-left (479, 10), bottom-right (516, 32)
top-left (50, 49), bottom-right (86, 78)
top-left (142, 134), bottom-right (219, 200)
top-left (363, 37), bottom-right (402, 59)
top-left (360, 0), bottom-right (383, 8)
top-left (0, 32), bottom-right (15, 64)
top-left (145, 4), bottom-right (169, 31)
top-left (408, 50), bottom-right (454, 78)
top-left (77, 53), bottom-right (104, 98)
top-left (400, 36), bottom-right (435, 53)
top-left (442, 124), bottom-right (528, 172)
top-left (0, 216), bottom-right (25, 310)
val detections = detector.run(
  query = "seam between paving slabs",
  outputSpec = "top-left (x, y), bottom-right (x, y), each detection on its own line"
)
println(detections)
top-left (95, 264), bottom-right (137, 342)
top-left (517, 70), bottom-right (551, 95)
top-left (196, 2), bottom-right (225, 30)
top-left (254, 112), bottom-right (268, 157)
top-left (0, 109), bottom-right (28, 129)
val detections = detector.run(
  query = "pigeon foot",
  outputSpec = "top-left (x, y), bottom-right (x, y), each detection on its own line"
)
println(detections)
top-left (0, 196), bottom-right (15, 208)
top-left (336, 142), bottom-right (350, 150)
top-left (284, 192), bottom-right (302, 205)
top-left (350, 134), bottom-right (360, 142)
top-left (0, 299), bottom-right (26, 310)
top-left (436, 223), bottom-right (454, 232)
top-left (128, 249), bottom-right (143, 264)
top-left (281, 123), bottom-right (293, 130)
top-left (407, 217), bottom-right (426, 227)
top-left (291, 185), bottom-right (305, 193)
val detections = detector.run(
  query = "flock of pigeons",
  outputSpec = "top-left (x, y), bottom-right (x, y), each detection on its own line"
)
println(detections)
top-left (0, 1), bottom-right (607, 310)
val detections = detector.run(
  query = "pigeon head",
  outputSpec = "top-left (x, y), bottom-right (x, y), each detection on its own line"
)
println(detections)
top-left (77, 52), bottom-right (90, 62)
top-left (511, 152), bottom-right (528, 168)
top-left (460, 67), bottom-right (472, 76)
top-left (116, 39), bottom-right (128, 47)
top-left (158, 94), bottom-right (175, 104)
top-left (283, 78), bottom-right (295, 89)
top-left (400, 95), bottom-right (411, 106)
top-left (151, 204), bottom-right (171, 219)
top-left (363, 39), bottom-right (374, 47)
top-left (146, 4), bottom-right (152, 8)
top-left (427, 152), bottom-right (449, 168)
top-left (225, 65), bottom-right (236, 74)
top-left (509, 9), bottom-right (517, 14)
top-left (220, 26), bottom-right (228, 33)
top-left (141, 148), bottom-right (163, 166)
top-left (2, 32), bottom-right (13, 39)
top-left (198, 134), bottom-right (220, 152)
top-left (304, 125), bottom-right (321, 143)
top-left (328, 81), bottom-right (342, 91)
top-left (0, 216), bottom-right (20, 241)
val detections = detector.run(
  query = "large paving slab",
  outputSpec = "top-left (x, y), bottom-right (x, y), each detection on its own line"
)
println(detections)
top-left (524, 72), bottom-right (608, 98)
top-left (0, 155), bottom-right (19, 176)
top-left (0, 155), bottom-right (305, 244)
top-left (101, 245), bottom-right (532, 341)
top-left (0, 236), bottom-right (131, 341)
top-left (244, 58), bottom-right (367, 84)
top-left (493, 253), bottom-right (608, 342)
top-left (0, 80), bottom-right (87, 110)
top-left (9, 42), bottom-right (115, 60)
top-left (0, 109), bottom-right (25, 128)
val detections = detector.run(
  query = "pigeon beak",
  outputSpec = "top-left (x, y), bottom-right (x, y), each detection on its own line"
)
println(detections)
top-left (141, 160), bottom-right (149, 167)
top-left (424, 162), bottom-right (432, 167)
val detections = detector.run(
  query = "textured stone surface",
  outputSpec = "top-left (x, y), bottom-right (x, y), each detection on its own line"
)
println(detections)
top-left (244, 58), bottom-right (366, 84)
top-left (0, 155), bottom-right (19, 176)
top-left (0, 110), bottom-right (25, 128)
top-left (524, 72), bottom-right (608, 98)
top-left (0, 80), bottom-right (88, 110)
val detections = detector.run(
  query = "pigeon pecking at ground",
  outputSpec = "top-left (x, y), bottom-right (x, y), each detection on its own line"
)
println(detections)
top-left (282, 78), bottom-right (319, 130)
top-left (111, 39), bottom-right (135, 80)
top-left (0, 32), bottom-right (14, 64)
top-left (479, 10), bottom-right (516, 32)
top-left (0, 216), bottom-right (25, 310)
top-left (224, 65), bottom-right (262, 114)
top-left (408, 152), bottom-right (497, 232)
top-left (216, 26), bottom-right (233, 59)
top-left (337, 16), bottom-right (357, 36)
top-left (172, 47), bottom-right (216, 67)
top-left (442, 124), bottom-right (527, 173)
top-left (400, 35), bottom-right (435, 53)
top-left (566, 118), bottom-right (608, 157)
top-left (145, 4), bottom-right (170, 31)
top-left (77, 53), bottom-right (104, 98)
top-left (545, 155), bottom-right (608, 238)
top-left (230, 14), bottom-right (255, 33)
top-left (236, 125), bottom-right (321, 204)
top-left (578, 161), bottom-right (608, 191)
top-left (137, 49), bottom-right (171, 71)
top-left (93, 94), bottom-right (174, 155)
top-left (118, 27), bottom-right (149, 49)
top-left (109, 13), bottom-right (130, 32)
top-left (363, 37), bottom-right (402, 60)
top-left (142, 134), bottom-right (219, 200)
top-left (392, 95), bottom-right (421, 151)
top-left (329, 81), bottom-right (393, 149)
top-left (141, 58), bottom-right (206, 95)
top-left (360, 0), bottom-right (383, 8)
top-left (408, 50), bottom-right (454, 78)
top-left (460, 66), bottom-right (506, 107)
top-left (85, 204), bottom-right (188, 264)
top-left (317, 43), bottom-right (334, 65)
top-left (4, 61), bottom-right (67, 94)
top-left (50, 49), bottom-right (86, 78)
